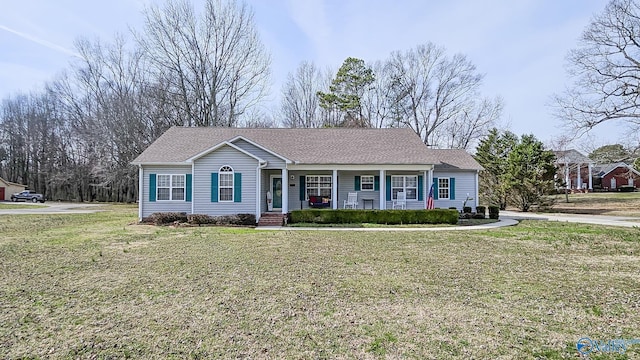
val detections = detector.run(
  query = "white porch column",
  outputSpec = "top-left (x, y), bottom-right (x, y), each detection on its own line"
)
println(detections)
top-left (588, 163), bottom-right (593, 190)
top-left (332, 169), bottom-right (338, 210)
top-left (281, 168), bottom-right (288, 214)
top-left (565, 163), bottom-right (570, 189)
top-left (256, 166), bottom-right (261, 220)
top-left (577, 164), bottom-right (582, 189)
top-left (475, 170), bottom-right (480, 207)
top-left (138, 165), bottom-right (143, 221)
top-left (379, 169), bottom-right (386, 210)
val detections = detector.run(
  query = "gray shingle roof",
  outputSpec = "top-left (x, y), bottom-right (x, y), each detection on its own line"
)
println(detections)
top-left (429, 149), bottom-right (483, 171)
top-left (132, 127), bottom-right (444, 165)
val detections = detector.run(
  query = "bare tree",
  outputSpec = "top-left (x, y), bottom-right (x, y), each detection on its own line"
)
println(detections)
top-left (137, 0), bottom-right (271, 127)
top-left (280, 61), bottom-right (325, 128)
top-left (361, 60), bottom-right (396, 128)
top-left (554, 0), bottom-right (640, 132)
top-left (442, 97), bottom-right (503, 150)
top-left (386, 43), bottom-right (485, 146)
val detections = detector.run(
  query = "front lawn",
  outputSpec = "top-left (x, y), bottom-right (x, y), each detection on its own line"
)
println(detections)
top-left (0, 203), bottom-right (47, 209)
top-left (546, 191), bottom-right (640, 216)
top-left (1, 206), bottom-right (639, 358)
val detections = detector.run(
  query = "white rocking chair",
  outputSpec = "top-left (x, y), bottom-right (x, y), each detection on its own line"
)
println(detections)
top-left (343, 192), bottom-right (358, 209)
top-left (392, 191), bottom-right (406, 209)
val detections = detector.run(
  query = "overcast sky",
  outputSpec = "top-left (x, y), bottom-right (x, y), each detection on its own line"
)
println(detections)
top-left (0, 0), bottom-right (626, 149)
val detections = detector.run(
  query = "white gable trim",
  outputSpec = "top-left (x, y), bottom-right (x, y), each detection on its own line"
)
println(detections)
top-left (186, 141), bottom-right (266, 163)
top-left (600, 162), bottom-right (640, 177)
top-left (228, 135), bottom-right (292, 164)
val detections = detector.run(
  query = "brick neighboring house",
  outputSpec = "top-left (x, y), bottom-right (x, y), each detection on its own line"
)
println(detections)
top-left (553, 149), bottom-right (593, 191)
top-left (593, 163), bottom-right (640, 191)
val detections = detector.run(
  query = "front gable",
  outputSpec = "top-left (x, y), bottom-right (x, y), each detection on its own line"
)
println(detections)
top-left (229, 136), bottom-right (290, 169)
top-left (192, 143), bottom-right (260, 216)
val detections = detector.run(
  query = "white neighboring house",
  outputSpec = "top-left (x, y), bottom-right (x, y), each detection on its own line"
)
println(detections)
top-left (131, 127), bottom-right (482, 222)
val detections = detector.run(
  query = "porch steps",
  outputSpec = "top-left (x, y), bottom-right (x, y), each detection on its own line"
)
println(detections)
top-left (257, 213), bottom-right (286, 227)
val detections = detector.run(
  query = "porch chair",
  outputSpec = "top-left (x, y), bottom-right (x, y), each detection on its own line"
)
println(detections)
top-left (343, 192), bottom-right (358, 209)
top-left (392, 191), bottom-right (406, 209)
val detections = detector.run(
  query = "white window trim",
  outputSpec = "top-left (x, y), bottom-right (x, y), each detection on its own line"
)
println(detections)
top-left (438, 178), bottom-right (450, 200)
top-left (361, 175), bottom-right (375, 191)
top-left (391, 175), bottom-right (418, 200)
top-left (156, 174), bottom-right (185, 201)
top-left (306, 175), bottom-right (332, 200)
top-left (219, 165), bottom-right (234, 202)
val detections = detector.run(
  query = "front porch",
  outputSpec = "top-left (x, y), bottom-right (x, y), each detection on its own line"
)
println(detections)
top-left (258, 167), bottom-right (434, 217)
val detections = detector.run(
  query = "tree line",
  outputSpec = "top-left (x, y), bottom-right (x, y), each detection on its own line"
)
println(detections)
top-left (3, 0), bottom-right (637, 204)
top-left (0, 0), bottom-right (501, 202)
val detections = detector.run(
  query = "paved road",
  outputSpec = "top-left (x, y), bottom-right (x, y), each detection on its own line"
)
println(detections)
top-left (501, 210), bottom-right (640, 228)
top-left (0, 202), bottom-right (105, 215)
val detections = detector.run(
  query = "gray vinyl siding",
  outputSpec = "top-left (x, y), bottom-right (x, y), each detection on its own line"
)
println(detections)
top-left (193, 145), bottom-right (258, 216)
top-left (338, 171), bottom-right (380, 209)
top-left (141, 165), bottom-right (192, 218)
top-left (432, 170), bottom-right (477, 210)
top-left (287, 171), bottom-right (333, 211)
top-left (232, 139), bottom-right (286, 169)
top-left (385, 171), bottom-right (428, 210)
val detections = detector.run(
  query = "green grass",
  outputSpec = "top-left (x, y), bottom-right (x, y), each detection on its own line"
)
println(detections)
top-left (1, 206), bottom-right (640, 358)
top-left (0, 203), bottom-right (47, 209)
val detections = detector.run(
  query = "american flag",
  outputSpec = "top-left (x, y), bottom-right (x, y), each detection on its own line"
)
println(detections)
top-left (426, 184), bottom-right (435, 210)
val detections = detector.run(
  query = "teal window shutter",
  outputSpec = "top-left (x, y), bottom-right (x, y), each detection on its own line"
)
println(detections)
top-left (354, 176), bottom-right (361, 191)
top-left (234, 173), bottom-right (242, 202)
top-left (374, 176), bottom-right (380, 191)
top-left (433, 177), bottom-right (439, 200)
top-left (211, 173), bottom-right (218, 202)
top-left (299, 176), bottom-right (306, 201)
top-left (418, 175), bottom-right (424, 201)
top-left (385, 175), bottom-right (392, 201)
top-left (450, 177), bottom-right (456, 200)
top-left (185, 174), bottom-right (192, 202)
top-left (149, 174), bottom-right (156, 202)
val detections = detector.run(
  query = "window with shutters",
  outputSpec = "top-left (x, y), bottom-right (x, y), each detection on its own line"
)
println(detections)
top-left (360, 175), bottom-right (374, 191)
top-left (438, 178), bottom-right (450, 199)
top-left (306, 175), bottom-right (332, 199)
top-left (156, 174), bottom-right (185, 201)
top-left (391, 175), bottom-right (417, 200)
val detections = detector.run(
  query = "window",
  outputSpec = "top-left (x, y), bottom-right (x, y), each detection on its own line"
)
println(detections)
top-left (156, 174), bottom-right (185, 201)
top-left (306, 175), bottom-right (332, 199)
top-left (438, 178), bottom-right (450, 199)
top-left (361, 175), bottom-right (374, 191)
top-left (391, 175), bottom-right (417, 200)
top-left (219, 166), bottom-right (234, 202)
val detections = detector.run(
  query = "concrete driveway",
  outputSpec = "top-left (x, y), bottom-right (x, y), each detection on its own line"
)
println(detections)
top-left (501, 210), bottom-right (640, 228)
top-left (0, 202), bottom-right (105, 215)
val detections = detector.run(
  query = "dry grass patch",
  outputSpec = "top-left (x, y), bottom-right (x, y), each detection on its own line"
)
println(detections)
top-left (1, 206), bottom-right (639, 358)
top-left (547, 191), bottom-right (640, 216)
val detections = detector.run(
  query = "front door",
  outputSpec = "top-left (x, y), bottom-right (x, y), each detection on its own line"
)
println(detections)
top-left (611, 177), bottom-right (617, 189)
top-left (272, 177), bottom-right (282, 209)
top-left (0, 187), bottom-right (4, 201)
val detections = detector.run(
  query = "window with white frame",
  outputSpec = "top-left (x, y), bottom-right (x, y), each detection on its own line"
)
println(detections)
top-left (219, 166), bottom-right (234, 202)
top-left (361, 175), bottom-right (374, 191)
top-left (438, 178), bottom-right (450, 199)
top-left (391, 175), bottom-right (417, 200)
top-left (156, 174), bottom-right (185, 201)
top-left (306, 175), bottom-right (332, 199)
